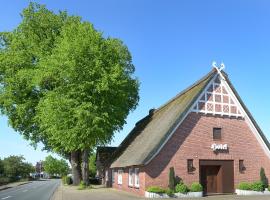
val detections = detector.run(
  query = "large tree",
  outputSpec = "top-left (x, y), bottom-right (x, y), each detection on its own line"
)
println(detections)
top-left (0, 3), bottom-right (139, 185)
top-left (36, 17), bottom-right (139, 185)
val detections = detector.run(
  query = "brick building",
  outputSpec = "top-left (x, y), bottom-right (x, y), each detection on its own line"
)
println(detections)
top-left (101, 66), bottom-right (270, 196)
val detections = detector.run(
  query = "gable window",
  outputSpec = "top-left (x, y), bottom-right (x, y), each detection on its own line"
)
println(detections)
top-left (187, 159), bottom-right (194, 173)
top-left (112, 169), bottom-right (115, 183)
top-left (213, 128), bottom-right (222, 140)
top-left (118, 169), bottom-right (123, 185)
top-left (239, 160), bottom-right (245, 173)
top-left (134, 168), bottom-right (140, 188)
top-left (128, 168), bottom-right (134, 186)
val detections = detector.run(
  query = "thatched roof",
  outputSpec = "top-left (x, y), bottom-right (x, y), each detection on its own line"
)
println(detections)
top-left (111, 69), bottom-right (216, 168)
top-left (110, 69), bottom-right (270, 168)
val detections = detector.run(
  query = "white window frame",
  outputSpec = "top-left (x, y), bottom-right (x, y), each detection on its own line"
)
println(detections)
top-left (134, 168), bottom-right (140, 188)
top-left (118, 169), bottom-right (123, 185)
top-left (128, 168), bottom-right (133, 186)
top-left (112, 169), bottom-right (115, 183)
top-left (105, 170), bottom-right (108, 182)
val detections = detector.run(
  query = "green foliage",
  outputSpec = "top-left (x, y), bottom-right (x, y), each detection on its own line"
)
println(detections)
top-left (2, 155), bottom-right (34, 179)
top-left (0, 2), bottom-right (139, 160)
top-left (260, 167), bottom-right (268, 189)
top-left (190, 182), bottom-right (203, 192)
top-left (0, 158), bottom-right (4, 175)
top-left (0, 2), bottom-right (69, 151)
top-left (78, 180), bottom-right (88, 190)
top-left (237, 182), bottom-right (252, 190)
top-left (43, 155), bottom-right (69, 176)
top-left (251, 181), bottom-right (264, 192)
top-left (89, 153), bottom-right (96, 178)
top-left (166, 189), bottom-right (175, 196)
top-left (0, 177), bottom-right (11, 186)
top-left (62, 176), bottom-right (72, 185)
top-left (168, 167), bottom-right (175, 191)
top-left (175, 183), bottom-right (189, 194)
top-left (147, 186), bottom-right (167, 193)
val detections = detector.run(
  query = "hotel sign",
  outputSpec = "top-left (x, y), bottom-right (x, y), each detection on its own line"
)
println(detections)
top-left (211, 144), bottom-right (228, 151)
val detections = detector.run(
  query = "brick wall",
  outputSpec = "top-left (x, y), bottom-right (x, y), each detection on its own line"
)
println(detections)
top-left (111, 167), bottom-right (145, 196)
top-left (144, 112), bottom-right (270, 190)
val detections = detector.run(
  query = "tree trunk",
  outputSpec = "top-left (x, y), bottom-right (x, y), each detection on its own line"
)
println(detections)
top-left (81, 149), bottom-right (90, 186)
top-left (71, 150), bottom-right (81, 185)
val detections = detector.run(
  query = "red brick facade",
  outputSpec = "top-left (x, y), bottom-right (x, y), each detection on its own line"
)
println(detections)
top-left (111, 112), bottom-right (270, 196)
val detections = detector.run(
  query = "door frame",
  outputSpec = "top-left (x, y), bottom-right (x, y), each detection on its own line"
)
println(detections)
top-left (199, 160), bottom-right (234, 195)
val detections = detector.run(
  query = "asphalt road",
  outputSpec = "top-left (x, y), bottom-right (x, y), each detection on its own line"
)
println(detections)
top-left (0, 179), bottom-right (60, 200)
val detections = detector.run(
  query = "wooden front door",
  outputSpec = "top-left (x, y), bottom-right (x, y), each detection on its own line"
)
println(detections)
top-left (201, 165), bottom-right (220, 194)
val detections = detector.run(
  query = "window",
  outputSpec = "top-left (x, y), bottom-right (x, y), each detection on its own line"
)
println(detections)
top-left (187, 159), bottom-right (194, 173)
top-left (239, 160), bottom-right (245, 173)
top-left (134, 168), bottom-right (140, 188)
top-left (118, 169), bottom-right (123, 185)
top-left (213, 128), bottom-right (222, 140)
top-left (105, 170), bottom-right (108, 182)
top-left (112, 169), bottom-right (115, 183)
top-left (128, 168), bottom-right (134, 186)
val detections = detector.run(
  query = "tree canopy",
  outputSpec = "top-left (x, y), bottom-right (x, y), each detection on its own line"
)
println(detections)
top-left (2, 155), bottom-right (35, 179)
top-left (43, 155), bottom-right (69, 176)
top-left (0, 2), bottom-right (139, 185)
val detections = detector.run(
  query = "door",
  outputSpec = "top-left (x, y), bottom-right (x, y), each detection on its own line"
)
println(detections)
top-left (201, 165), bottom-right (220, 194)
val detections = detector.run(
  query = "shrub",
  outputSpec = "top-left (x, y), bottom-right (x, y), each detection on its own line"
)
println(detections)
top-left (0, 177), bottom-right (11, 186)
top-left (166, 189), bottom-right (175, 197)
top-left (260, 167), bottom-right (269, 189)
top-left (237, 182), bottom-right (251, 190)
top-left (268, 185), bottom-right (270, 191)
top-left (65, 176), bottom-right (72, 185)
top-left (78, 181), bottom-right (87, 190)
top-left (251, 181), bottom-right (264, 192)
top-left (62, 176), bottom-right (67, 184)
top-left (147, 186), bottom-right (167, 193)
top-left (190, 182), bottom-right (203, 192)
top-left (175, 183), bottom-right (189, 194)
top-left (168, 167), bottom-right (175, 191)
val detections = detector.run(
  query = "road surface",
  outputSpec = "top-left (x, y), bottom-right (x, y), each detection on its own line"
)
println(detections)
top-left (0, 179), bottom-right (60, 200)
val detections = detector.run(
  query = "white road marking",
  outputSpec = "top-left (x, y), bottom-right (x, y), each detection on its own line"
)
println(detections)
top-left (1, 196), bottom-right (12, 199)
top-left (22, 189), bottom-right (28, 192)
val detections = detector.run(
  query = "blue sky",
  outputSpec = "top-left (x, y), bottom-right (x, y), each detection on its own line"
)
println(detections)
top-left (0, 0), bottom-right (270, 164)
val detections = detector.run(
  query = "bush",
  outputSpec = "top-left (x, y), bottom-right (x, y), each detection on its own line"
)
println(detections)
top-left (78, 181), bottom-right (87, 190)
top-left (260, 168), bottom-right (268, 189)
top-left (65, 176), bottom-right (72, 185)
top-left (251, 181), bottom-right (264, 192)
top-left (0, 177), bottom-right (11, 186)
top-left (190, 182), bottom-right (203, 192)
top-left (175, 183), bottom-right (189, 194)
top-left (237, 182), bottom-right (252, 190)
top-left (147, 186), bottom-right (167, 193)
top-left (62, 176), bottom-right (67, 184)
top-left (166, 189), bottom-right (175, 197)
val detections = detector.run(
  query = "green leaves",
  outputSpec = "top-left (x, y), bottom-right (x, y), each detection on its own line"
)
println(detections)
top-left (0, 2), bottom-right (139, 156)
top-left (43, 155), bottom-right (69, 176)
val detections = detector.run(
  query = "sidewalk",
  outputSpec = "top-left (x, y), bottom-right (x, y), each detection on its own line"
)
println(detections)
top-left (51, 184), bottom-right (144, 200)
top-left (0, 181), bottom-right (30, 191)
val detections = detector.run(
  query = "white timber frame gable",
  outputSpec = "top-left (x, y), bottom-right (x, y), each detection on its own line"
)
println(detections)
top-left (145, 65), bottom-right (270, 165)
top-left (191, 74), bottom-right (244, 118)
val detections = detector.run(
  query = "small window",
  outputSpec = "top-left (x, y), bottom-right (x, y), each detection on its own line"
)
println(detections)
top-left (187, 159), bottom-right (194, 173)
top-left (112, 169), bottom-right (115, 183)
top-left (128, 168), bottom-right (133, 186)
top-left (239, 160), bottom-right (245, 173)
top-left (213, 128), bottom-right (222, 140)
top-left (134, 168), bottom-right (140, 188)
top-left (105, 170), bottom-right (108, 181)
top-left (118, 169), bottom-right (123, 185)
